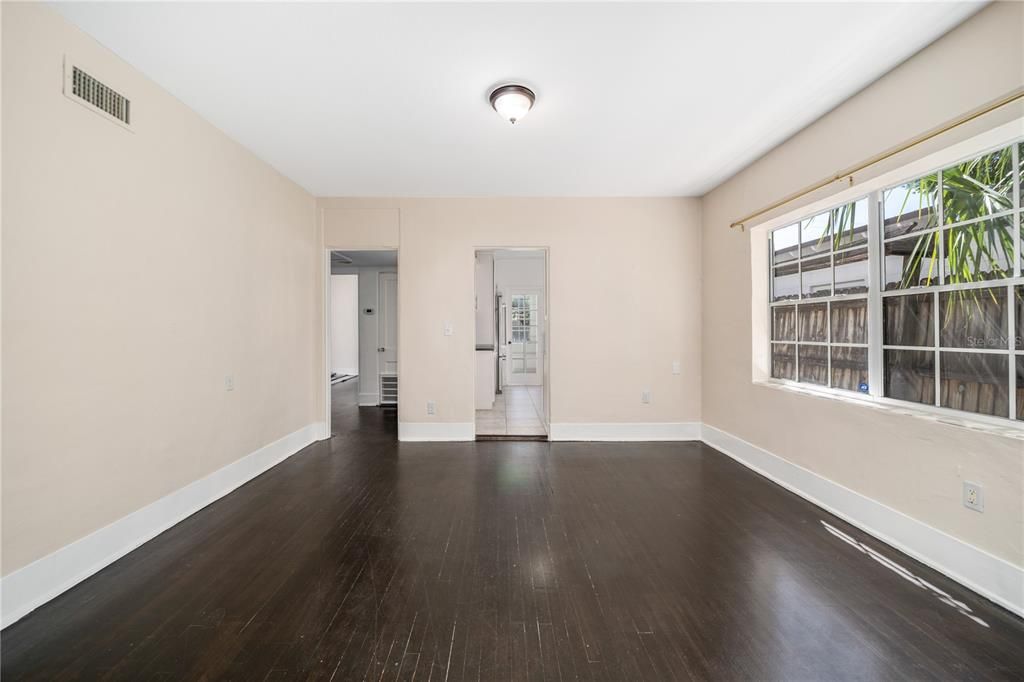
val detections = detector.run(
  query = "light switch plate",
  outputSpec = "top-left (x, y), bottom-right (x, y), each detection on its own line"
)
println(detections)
top-left (672, 360), bottom-right (681, 375)
top-left (443, 322), bottom-right (453, 336)
top-left (224, 375), bottom-right (234, 391)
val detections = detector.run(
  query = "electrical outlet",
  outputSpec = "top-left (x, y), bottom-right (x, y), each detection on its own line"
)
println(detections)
top-left (443, 322), bottom-right (454, 336)
top-left (426, 401), bottom-right (436, 416)
top-left (672, 360), bottom-right (681, 375)
top-left (962, 481), bottom-right (984, 512)
top-left (641, 390), bottom-right (651, 404)
top-left (224, 375), bottom-right (234, 391)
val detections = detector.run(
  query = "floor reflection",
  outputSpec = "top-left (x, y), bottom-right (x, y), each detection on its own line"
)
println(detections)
top-left (4, 391), bottom-right (1021, 679)
top-left (821, 520), bottom-right (989, 627)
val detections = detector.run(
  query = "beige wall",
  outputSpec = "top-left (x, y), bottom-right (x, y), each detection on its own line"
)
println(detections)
top-left (701, 2), bottom-right (1024, 567)
top-left (5, 0), bottom-right (1017, 599)
top-left (320, 197), bottom-right (702, 427)
top-left (1, 4), bottom-right (319, 575)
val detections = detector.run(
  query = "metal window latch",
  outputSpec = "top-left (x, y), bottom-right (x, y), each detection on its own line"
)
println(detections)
top-left (378, 347), bottom-right (385, 352)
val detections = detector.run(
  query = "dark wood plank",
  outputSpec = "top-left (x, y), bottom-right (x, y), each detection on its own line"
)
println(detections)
top-left (3, 380), bottom-right (1023, 680)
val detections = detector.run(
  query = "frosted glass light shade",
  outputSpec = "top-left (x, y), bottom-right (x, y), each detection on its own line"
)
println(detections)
top-left (489, 85), bottom-right (535, 125)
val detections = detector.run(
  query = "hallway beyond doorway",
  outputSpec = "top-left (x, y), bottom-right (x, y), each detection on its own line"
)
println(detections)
top-left (474, 248), bottom-right (548, 439)
top-left (475, 385), bottom-right (545, 437)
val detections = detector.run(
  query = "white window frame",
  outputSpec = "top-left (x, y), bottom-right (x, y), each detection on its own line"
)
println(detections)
top-left (768, 198), bottom-right (872, 391)
top-left (752, 117), bottom-right (1024, 435)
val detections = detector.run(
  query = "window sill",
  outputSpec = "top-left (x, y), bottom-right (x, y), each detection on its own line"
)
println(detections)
top-left (753, 379), bottom-right (1024, 441)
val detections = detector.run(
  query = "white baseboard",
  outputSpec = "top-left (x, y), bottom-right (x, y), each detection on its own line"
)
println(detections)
top-left (398, 422), bottom-right (475, 442)
top-left (701, 424), bottom-right (1024, 618)
top-left (4, 418), bottom-right (1018, 630)
top-left (358, 392), bottom-right (379, 407)
top-left (0, 422), bottom-right (322, 629)
top-left (549, 422), bottom-right (701, 441)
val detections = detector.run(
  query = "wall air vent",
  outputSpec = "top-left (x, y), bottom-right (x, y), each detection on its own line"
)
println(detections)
top-left (379, 374), bottom-right (398, 406)
top-left (63, 57), bottom-right (132, 129)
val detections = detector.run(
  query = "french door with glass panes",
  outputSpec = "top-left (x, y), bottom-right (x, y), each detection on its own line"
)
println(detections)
top-left (504, 289), bottom-right (543, 386)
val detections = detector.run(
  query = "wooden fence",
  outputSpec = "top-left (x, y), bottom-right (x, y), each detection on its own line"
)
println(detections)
top-left (772, 292), bottom-right (1024, 419)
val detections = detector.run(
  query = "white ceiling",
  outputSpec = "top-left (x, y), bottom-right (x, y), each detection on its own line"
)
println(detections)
top-left (53, 2), bottom-right (982, 197)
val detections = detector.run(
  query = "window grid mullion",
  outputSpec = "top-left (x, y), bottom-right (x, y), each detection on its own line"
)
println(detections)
top-left (1011, 143), bottom-right (1020, 420)
top-left (1007, 283), bottom-right (1016, 421)
top-left (935, 169), bottom-right (944, 408)
top-left (1014, 142), bottom-right (1021, 279)
top-left (768, 235), bottom-right (775, 380)
top-left (883, 343), bottom-right (1009, 355)
top-left (825, 300), bottom-right (832, 387)
top-left (828, 233), bottom-right (835, 388)
top-left (771, 294), bottom-right (867, 306)
top-left (868, 189), bottom-right (884, 397)
top-left (881, 210), bottom-right (1016, 249)
top-left (773, 340), bottom-right (867, 348)
top-left (933, 290), bottom-right (941, 407)
top-left (937, 168), bottom-right (946, 285)
top-left (796, 221), bottom-right (802, 382)
top-left (880, 276), bottom-right (1024, 297)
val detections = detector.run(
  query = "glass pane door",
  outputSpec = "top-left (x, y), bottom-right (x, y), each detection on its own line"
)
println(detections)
top-left (508, 293), bottom-right (539, 380)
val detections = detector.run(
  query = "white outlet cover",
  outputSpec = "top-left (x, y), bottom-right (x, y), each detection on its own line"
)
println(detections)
top-left (427, 401), bottom-right (436, 415)
top-left (641, 390), bottom-right (651, 404)
top-left (443, 322), bottom-right (453, 336)
top-left (672, 360), bottom-right (681, 375)
top-left (224, 375), bottom-right (234, 391)
top-left (962, 481), bottom-right (984, 512)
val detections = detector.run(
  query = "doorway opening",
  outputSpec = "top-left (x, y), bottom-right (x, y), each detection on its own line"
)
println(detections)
top-left (474, 248), bottom-right (548, 439)
top-left (326, 250), bottom-right (398, 436)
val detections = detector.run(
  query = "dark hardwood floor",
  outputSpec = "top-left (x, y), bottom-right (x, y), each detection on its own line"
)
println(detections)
top-left (3, 381), bottom-right (1023, 680)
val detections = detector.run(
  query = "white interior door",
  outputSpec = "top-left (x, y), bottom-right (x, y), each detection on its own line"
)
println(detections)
top-left (504, 288), bottom-right (543, 386)
top-left (378, 272), bottom-right (398, 376)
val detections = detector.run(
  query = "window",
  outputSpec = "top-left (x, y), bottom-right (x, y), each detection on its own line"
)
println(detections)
top-left (768, 138), bottom-right (1023, 422)
top-left (509, 294), bottom-right (539, 374)
top-left (770, 198), bottom-right (870, 392)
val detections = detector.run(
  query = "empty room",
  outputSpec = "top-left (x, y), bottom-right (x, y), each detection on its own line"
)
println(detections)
top-left (2, 2), bottom-right (1023, 680)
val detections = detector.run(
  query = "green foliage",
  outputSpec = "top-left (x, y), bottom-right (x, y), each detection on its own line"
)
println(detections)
top-left (891, 145), bottom-right (1021, 322)
top-left (804, 199), bottom-right (867, 253)
top-left (893, 146), bottom-right (1017, 289)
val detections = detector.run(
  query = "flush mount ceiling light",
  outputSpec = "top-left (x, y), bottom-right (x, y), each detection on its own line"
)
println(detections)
top-left (489, 84), bottom-right (535, 125)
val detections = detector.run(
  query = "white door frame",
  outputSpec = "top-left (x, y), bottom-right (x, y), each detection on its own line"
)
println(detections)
top-left (472, 247), bottom-right (550, 438)
top-left (323, 248), bottom-right (399, 439)
top-left (323, 249), bottom-right (332, 438)
top-left (377, 271), bottom-right (399, 403)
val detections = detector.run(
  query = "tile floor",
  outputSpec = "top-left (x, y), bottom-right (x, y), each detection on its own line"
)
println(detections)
top-left (475, 385), bottom-right (546, 436)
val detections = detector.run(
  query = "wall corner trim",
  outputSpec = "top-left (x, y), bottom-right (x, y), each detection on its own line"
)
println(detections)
top-left (549, 422), bottom-right (702, 441)
top-left (701, 424), bottom-right (1024, 618)
top-left (398, 422), bottom-right (475, 442)
top-left (0, 422), bottom-right (322, 629)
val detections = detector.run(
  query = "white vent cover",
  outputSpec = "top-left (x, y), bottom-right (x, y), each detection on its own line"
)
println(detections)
top-left (63, 57), bottom-right (131, 129)
top-left (379, 374), bottom-right (398, 406)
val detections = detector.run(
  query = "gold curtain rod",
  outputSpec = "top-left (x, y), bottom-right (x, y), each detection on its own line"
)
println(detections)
top-left (729, 87), bottom-right (1024, 231)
